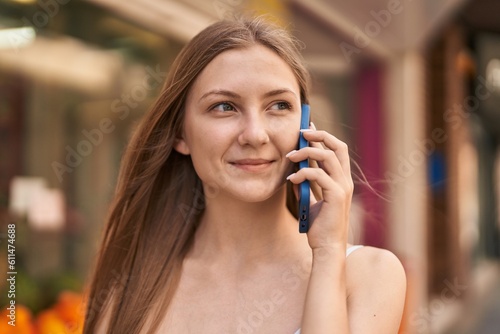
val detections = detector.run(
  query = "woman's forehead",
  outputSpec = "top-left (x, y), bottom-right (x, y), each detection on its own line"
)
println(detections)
top-left (188, 45), bottom-right (300, 99)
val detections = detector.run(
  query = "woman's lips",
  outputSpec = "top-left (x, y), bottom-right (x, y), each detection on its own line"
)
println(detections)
top-left (230, 159), bottom-right (275, 172)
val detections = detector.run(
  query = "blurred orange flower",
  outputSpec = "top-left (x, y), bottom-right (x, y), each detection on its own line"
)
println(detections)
top-left (36, 309), bottom-right (68, 334)
top-left (0, 304), bottom-right (36, 334)
top-left (37, 291), bottom-right (85, 334)
top-left (1, 291), bottom-right (85, 334)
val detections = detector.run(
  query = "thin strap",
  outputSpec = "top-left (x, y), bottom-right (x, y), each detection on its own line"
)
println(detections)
top-left (294, 330), bottom-right (301, 334)
top-left (346, 245), bottom-right (364, 257)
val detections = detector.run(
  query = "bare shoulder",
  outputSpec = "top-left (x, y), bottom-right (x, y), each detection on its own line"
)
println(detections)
top-left (347, 246), bottom-right (405, 280)
top-left (345, 246), bottom-right (407, 333)
top-left (346, 246), bottom-right (406, 295)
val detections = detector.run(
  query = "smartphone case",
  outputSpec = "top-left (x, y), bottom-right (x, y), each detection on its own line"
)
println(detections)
top-left (298, 104), bottom-right (310, 233)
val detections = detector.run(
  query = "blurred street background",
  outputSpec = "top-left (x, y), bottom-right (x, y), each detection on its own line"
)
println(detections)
top-left (0, 0), bottom-right (499, 333)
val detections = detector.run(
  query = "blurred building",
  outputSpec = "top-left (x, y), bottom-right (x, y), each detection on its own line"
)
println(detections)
top-left (0, 0), bottom-right (499, 333)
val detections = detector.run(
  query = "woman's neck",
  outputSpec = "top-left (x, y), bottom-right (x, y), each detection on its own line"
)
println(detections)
top-left (187, 185), bottom-right (306, 267)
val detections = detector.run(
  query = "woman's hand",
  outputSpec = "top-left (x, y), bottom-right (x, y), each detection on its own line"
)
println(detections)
top-left (286, 123), bottom-right (354, 251)
top-left (286, 123), bottom-right (354, 333)
top-left (287, 124), bottom-right (406, 334)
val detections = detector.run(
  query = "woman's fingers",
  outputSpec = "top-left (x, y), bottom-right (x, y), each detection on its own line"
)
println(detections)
top-left (300, 129), bottom-right (352, 177)
top-left (286, 167), bottom-right (350, 203)
top-left (288, 124), bottom-right (352, 248)
top-left (291, 175), bottom-right (319, 205)
top-left (287, 147), bottom-right (344, 181)
top-left (286, 126), bottom-right (354, 204)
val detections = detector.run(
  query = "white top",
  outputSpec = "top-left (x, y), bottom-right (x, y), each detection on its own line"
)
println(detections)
top-left (293, 245), bottom-right (364, 334)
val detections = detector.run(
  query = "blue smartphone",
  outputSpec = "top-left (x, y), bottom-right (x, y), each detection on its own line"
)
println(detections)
top-left (298, 104), bottom-right (310, 233)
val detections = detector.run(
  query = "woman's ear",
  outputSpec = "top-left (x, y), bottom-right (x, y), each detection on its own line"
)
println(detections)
top-left (173, 137), bottom-right (190, 155)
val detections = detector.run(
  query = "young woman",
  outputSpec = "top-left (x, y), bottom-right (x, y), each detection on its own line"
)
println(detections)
top-left (84, 16), bottom-right (406, 334)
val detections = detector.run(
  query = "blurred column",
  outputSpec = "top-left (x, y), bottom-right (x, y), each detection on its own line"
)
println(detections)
top-left (384, 50), bottom-right (428, 333)
top-left (423, 25), bottom-right (474, 333)
top-left (442, 25), bottom-right (471, 290)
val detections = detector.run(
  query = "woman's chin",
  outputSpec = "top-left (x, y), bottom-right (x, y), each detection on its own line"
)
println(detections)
top-left (206, 183), bottom-right (286, 204)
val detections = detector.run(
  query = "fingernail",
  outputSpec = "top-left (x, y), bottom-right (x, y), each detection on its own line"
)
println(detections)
top-left (300, 129), bottom-right (313, 133)
top-left (286, 173), bottom-right (295, 180)
top-left (310, 122), bottom-right (317, 130)
top-left (286, 150), bottom-right (297, 158)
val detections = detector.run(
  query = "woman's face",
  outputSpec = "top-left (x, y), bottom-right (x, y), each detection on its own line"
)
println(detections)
top-left (176, 44), bottom-right (302, 202)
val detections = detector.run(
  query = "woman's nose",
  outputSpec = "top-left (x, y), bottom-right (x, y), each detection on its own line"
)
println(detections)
top-left (237, 112), bottom-right (270, 147)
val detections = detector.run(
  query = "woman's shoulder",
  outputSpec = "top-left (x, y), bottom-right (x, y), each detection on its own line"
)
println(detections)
top-left (347, 245), bottom-right (404, 267)
top-left (346, 245), bottom-right (406, 296)
top-left (345, 246), bottom-right (407, 331)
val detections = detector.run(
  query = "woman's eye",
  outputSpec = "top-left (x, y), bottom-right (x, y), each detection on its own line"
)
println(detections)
top-left (212, 102), bottom-right (235, 112)
top-left (270, 101), bottom-right (292, 111)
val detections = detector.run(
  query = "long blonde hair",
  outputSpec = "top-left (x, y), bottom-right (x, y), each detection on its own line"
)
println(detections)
top-left (83, 16), bottom-right (310, 334)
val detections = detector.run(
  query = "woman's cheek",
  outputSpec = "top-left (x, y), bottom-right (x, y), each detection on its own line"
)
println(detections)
top-left (279, 123), bottom-right (300, 151)
top-left (270, 114), bottom-right (299, 134)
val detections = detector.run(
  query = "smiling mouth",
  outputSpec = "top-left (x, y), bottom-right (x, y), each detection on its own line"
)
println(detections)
top-left (230, 159), bottom-right (275, 172)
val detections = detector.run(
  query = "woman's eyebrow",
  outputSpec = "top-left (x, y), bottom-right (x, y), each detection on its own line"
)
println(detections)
top-left (263, 88), bottom-right (297, 99)
top-left (199, 90), bottom-right (240, 102)
top-left (199, 88), bottom-right (297, 102)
